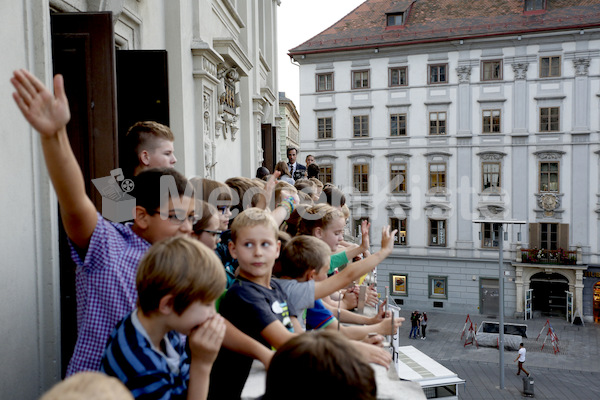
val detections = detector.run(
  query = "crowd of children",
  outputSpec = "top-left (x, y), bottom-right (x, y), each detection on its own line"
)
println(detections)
top-left (12, 69), bottom-right (404, 400)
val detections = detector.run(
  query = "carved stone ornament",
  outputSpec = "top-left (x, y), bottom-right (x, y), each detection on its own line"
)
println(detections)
top-left (573, 58), bottom-right (590, 76)
top-left (456, 65), bottom-right (471, 84)
top-left (512, 63), bottom-right (528, 80)
top-left (536, 151), bottom-right (563, 160)
top-left (538, 193), bottom-right (560, 212)
top-left (480, 152), bottom-right (504, 161)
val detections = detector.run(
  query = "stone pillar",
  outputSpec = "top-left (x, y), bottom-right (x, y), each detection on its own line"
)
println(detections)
top-left (456, 65), bottom-right (471, 135)
top-left (572, 58), bottom-right (590, 132)
top-left (455, 65), bottom-right (473, 254)
top-left (511, 63), bottom-right (529, 133)
top-left (575, 269), bottom-right (584, 316)
top-left (515, 265), bottom-right (524, 313)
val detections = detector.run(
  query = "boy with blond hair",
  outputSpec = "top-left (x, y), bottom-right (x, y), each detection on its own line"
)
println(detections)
top-left (209, 208), bottom-right (297, 399)
top-left (102, 236), bottom-right (226, 399)
top-left (40, 372), bottom-right (133, 400)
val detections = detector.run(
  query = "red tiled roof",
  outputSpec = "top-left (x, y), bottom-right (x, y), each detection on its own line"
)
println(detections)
top-left (289, 0), bottom-right (600, 55)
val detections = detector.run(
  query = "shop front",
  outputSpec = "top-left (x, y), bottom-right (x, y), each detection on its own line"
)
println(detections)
top-left (583, 267), bottom-right (600, 323)
top-left (513, 262), bottom-right (587, 320)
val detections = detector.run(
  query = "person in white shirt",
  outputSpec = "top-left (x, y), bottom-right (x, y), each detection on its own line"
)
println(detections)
top-left (514, 342), bottom-right (530, 376)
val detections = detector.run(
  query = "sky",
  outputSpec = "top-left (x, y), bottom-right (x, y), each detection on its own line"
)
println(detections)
top-left (277, 0), bottom-right (365, 111)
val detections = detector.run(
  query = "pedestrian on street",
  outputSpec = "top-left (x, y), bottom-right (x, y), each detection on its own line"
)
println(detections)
top-left (421, 312), bottom-right (428, 340)
top-left (409, 311), bottom-right (419, 339)
top-left (514, 342), bottom-right (530, 377)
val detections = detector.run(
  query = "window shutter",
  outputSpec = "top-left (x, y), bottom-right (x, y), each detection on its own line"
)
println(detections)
top-left (558, 224), bottom-right (569, 250)
top-left (528, 223), bottom-right (540, 249)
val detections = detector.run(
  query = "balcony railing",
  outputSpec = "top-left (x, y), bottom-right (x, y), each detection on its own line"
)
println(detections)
top-left (516, 246), bottom-right (581, 265)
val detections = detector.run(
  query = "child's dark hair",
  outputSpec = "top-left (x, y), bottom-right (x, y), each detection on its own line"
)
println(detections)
top-left (306, 163), bottom-right (320, 179)
top-left (136, 236), bottom-right (226, 315)
top-left (320, 185), bottom-right (346, 208)
top-left (131, 167), bottom-right (193, 213)
top-left (272, 230), bottom-right (293, 278)
top-left (263, 331), bottom-right (376, 400)
top-left (193, 200), bottom-right (219, 234)
top-left (278, 235), bottom-right (331, 279)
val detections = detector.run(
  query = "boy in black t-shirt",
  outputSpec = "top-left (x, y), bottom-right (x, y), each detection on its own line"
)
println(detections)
top-left (208, 208), bottom-right (299, 399)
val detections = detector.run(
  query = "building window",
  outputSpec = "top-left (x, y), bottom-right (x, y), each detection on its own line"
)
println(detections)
top-left (482, 162), bottom-right (501, 192)
top-left (316, 73), bottom-right (334, 92)
top-left (482, 60), bottom-right (502, 81)
top-left (539, 107), bottom-right (559, 132)
top-left (353, 164), bottom-right (369, 193)
top-left (354, 217), bottom-right (369, 238)
top-left (387, 13), bottom-right (404, 26)
top-left (428, 276), bottom-right (448, 299)
top-left (429, 112), bottom-right (446, 135)
top-left (429, 219), bottom-right (446, 246)
top-left (539, 161), bottom-right (559, 192)
top-left (429, 163), bottom-right (446, 192)
top-left (429, 64), bottom-right (448, 84)
top-left (390, 113), bottom-right (407, 136)
top-left (389, 67), bottom-right (407, 86)
top-left (539, 56), bottom-right (560, 78)
top-left (390, 163), bottom-right (407, 193)
top-left (353, 115), bottom-right (369, 137)
top-left (482, 223), bottom-right (501, 248)
top-left (540, 223), bottom-right (558, 250)
top-left (390, 218), bottom-right (407, 246)
top-left (525, 0), bottom-right (546, 12)
top-left (390, 273), bottom-right (408, 296)
top-left (482, 109), bottom-right (501, 133)
top-left (352, 70), bottom-right (370, 89)
top-left (317, 117), bottom-right (333, 139)
top-left (318, 164), bottom-right (333, 184)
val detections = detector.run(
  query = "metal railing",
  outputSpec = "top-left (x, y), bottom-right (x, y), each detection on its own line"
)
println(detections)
top-left (516, 247), bottom-right (581, 265)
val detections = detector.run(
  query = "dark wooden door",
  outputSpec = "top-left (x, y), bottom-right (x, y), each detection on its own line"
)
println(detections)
top-left (51, 12), bottom-right (117, 377)
top-left (261, 123), bottom-right (277, 173)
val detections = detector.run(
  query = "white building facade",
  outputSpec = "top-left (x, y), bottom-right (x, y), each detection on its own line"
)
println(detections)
top-left (0, 0), bottom-right (280, 397)
top-left (290, 0), bottom-right (600, 325)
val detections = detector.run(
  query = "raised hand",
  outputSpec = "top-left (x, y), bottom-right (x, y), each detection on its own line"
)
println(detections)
top-left (380, 225), bottom-right (398, 255)
top-left (359, 219), bottom-right (371, 252)
top-left (11, 69), bottom-right (71, 137)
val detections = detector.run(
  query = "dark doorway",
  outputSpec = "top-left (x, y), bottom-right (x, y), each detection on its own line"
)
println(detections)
top-left (51, 12), bottom-right (118, 377)
top-left (116, 50), bottom-right (170, 178)
top-left (530, 272), bottom-right (569, 317)
top-left (261, 124), bottom-right (277, 172)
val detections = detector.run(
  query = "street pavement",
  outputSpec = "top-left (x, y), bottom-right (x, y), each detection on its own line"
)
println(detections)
top-left (392, 309), bottom-right (600, 399)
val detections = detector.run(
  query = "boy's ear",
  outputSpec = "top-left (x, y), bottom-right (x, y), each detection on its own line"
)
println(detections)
top-left (305, 269), bottom-right (316, 281)
top-left (134, 206), bottom-right (151, 229)
top-left (158, 294), bottom-right (175, 315)
top-left (140, 150), bottom-right (151, 166)
top-left (228, 240), bottom-right (238, 260)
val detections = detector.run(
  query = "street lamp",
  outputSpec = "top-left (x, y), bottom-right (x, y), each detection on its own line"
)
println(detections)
top-left (473, 219), bottom-right (526, 390)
